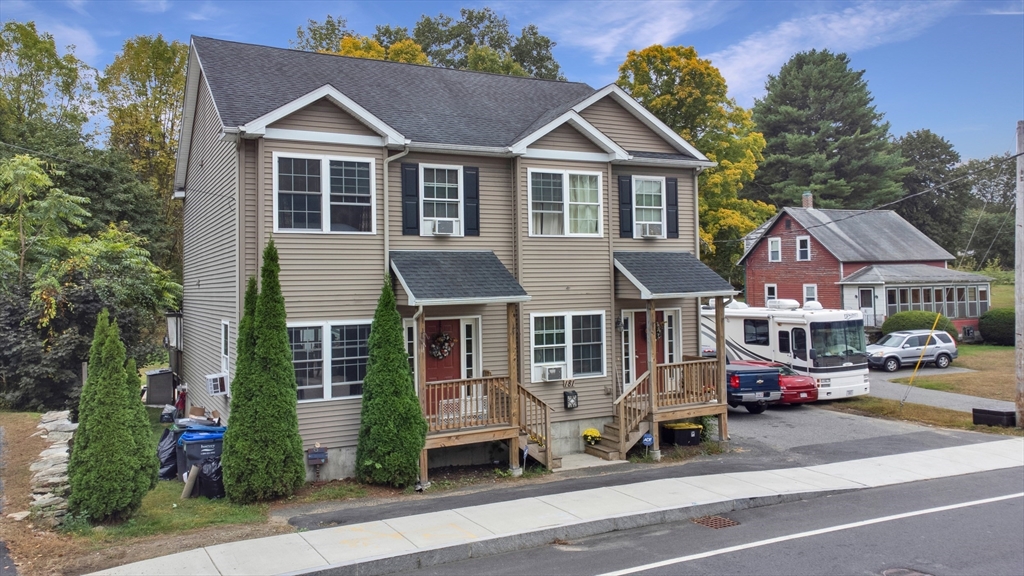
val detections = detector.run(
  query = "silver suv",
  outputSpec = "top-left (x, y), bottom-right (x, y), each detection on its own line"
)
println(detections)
top-left (867, 329), bottom-right (958, 372)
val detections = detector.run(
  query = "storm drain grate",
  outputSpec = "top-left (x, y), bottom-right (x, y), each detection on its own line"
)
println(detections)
top-left (692, 515), bottom-right (739, 529)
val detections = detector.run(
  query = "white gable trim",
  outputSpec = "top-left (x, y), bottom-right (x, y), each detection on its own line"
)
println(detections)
top-left (263, 128), bottom-right (385, 147)
top-left (572, 85), bottom-right (710, 162)
top-left (522, 149), bottom-right (615, 162)
top-left (239, 85), bottom-right (405, 146)
top-left (510, 111), bottom-right (629, 160)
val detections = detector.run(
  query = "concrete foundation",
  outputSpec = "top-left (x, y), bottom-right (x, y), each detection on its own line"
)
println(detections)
top-left (305, 446), bottom-right (356, 482)
top-left (550, 417), bottom-right (613, 457)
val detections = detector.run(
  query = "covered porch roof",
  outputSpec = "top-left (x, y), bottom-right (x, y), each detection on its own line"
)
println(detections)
top-left (840, 264), bottom-right (992, 285)
top-left (614, 251), bottom-right (736, 299)
top-left (390, 250), bottom-right (530, 307)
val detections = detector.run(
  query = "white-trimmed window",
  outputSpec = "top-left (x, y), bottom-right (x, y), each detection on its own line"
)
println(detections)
top-left (768, 238), bottom-right (781, 262)
top-left (765, 284), bottom-right (777, 303)
top-left (632, 176), bottom-right (665, 239)
top-left (528, 169), bottom-right (602, 236)
top-left (803, 284), bottom-right (817, 302)
top-left (530, 312), bottom-right (605, 381)
top-left (420, 164), bottom-right (464, 236)
top-left (274, 152), bottom-right (376, 233)
top-left (796, 236), bottom-right (811, 261)
top-left (288, 321), bottom-right (371, 401)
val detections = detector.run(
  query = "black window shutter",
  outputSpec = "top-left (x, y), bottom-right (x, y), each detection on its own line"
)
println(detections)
top-left (401, 163), bottom-right (419, 235)
top-left (666, 177), bottom-right (679, 239)
top-left (464, 166), bottom-right (480, 236)
top-left (618, 175), bottom-right (632, 238)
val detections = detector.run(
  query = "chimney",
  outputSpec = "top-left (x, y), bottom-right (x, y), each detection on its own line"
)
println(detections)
top-left (802, 190), bottom-right (814, 209)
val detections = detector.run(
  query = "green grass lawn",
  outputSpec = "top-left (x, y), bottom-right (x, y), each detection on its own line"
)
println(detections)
top-left (892, 343), bottom-right (1015, 401)
top-left (990, 284), bottom-right (1014, 309)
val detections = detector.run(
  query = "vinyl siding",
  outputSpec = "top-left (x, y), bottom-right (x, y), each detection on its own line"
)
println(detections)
top-left (181, 74), bottom-right (238, 417)
top-left (532, 124), bottom-right (604, 152)
top-left (242, 140), bottom-right (258, 281)
top-left (579, 96), bottom-right (677, 154)
top-left (518, 157), bottom-right (616, 422)
top-left (611, 165), bottom-right (698, 252)
top-left (269, 98), bottom-right (378, 136)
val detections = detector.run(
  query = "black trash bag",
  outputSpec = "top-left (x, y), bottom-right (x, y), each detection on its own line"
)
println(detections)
top-left (197, 457), bottom-right (225, 499)
top-left (157, 428), bottom-right (178, 480)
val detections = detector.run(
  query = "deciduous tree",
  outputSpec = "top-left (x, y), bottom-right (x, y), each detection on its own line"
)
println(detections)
top-left (617, 45), bottom-right (773, 283)
top-left (336, 35), bottom-right (429, 65)
top-left (291, 14), bottom-right (350, 53)
top-left (750, 49), bottom-right (909, 209)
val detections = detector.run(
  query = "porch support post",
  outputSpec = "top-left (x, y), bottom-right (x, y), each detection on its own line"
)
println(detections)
top-left (417, 309), bottom-right (429, 483)
top-left (715, 296), bottom-right (729, 443)
top-left (646, 299), bottom-right (660, 458)
top-left (507, 303), bottom-right (521, 473)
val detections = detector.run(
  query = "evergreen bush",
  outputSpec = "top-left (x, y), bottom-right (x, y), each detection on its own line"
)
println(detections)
top-left (978, 308), bottom-right (1014, 346)
top-left (356, 276), bottom-right (427, 487)
top-left (68, 310), bottom-right (156, 522)
top-left (222, 242), bottom-right (305, 503)
top-left (880, 311), bottom-right (957, 340)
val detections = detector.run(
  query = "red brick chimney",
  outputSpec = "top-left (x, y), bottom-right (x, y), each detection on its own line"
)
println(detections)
top-left (802, 191), bottom-right (814, 208)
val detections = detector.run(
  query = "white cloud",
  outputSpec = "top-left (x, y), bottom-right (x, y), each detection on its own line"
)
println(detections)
top-left (65, 0), bottom-right (89, 16)
top-left (539, 0), bottom-right (727, 64)
top-left (49, 23), bottom-right (102, 62)
top-left (707, 1), bottom-right (955, 105)
top-left (186, 2), bottom-right (222, 21)
top-left (134, 0), bottom-right (170, 13)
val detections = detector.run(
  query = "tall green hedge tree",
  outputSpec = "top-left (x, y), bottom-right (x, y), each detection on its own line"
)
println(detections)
top-left (356, 277), bottom-right (427, 487)
top-left (222, 242), bottom-right (305, 503)
top-left (68, 310), bottom-right (156, 522)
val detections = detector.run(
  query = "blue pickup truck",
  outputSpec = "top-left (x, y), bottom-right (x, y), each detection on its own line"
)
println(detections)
top-left (726, 364), bottom-right (782, 414)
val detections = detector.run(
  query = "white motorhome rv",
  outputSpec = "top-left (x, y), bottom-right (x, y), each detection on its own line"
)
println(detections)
top-left (700, 299), bottom-right (870, 399)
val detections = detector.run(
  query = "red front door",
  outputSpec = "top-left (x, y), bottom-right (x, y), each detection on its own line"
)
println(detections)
top-left (425, 319), bottom-right (462, 382)
top-left (633, 311), bottom-right (665, 378)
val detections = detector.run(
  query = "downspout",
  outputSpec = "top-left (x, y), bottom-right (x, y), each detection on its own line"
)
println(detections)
top-left (383, 146), bottom-right (412, 273)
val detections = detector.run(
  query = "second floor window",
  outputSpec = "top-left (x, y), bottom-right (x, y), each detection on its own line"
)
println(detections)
top-left (529, 170), bottom-right (601, 236)
top-left (276, 154), bottom-right (375, 233)
top-left (633, 177), bottom-right (665, 238)
top-left (797, 236), bottom-right (811, 261)
top-left (768, 238), bottom-right (781, 262)
top-left (421, 165), bottom-right (462, 235)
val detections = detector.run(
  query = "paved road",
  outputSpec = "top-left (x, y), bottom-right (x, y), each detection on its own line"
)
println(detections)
top-left (0, 427), bottom-right (17, 576)
top-left (868, 367), bottom-right (1016, 413)
top-left (396, 467), bottom-right (1024, 576)
top-left (285, 406), bottom-right (994, 530)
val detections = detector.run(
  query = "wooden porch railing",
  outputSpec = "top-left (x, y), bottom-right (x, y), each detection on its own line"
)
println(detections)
top-left (613, 370), bottom-right (650, 455)
top-left (656, 357), bottom-right (720, 409)
top-left (423, 376), bottom-right (512, 433)
top-left (518, 386), bottom-right (552, 460)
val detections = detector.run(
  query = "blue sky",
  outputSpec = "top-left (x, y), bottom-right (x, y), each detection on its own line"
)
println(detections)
top-left (5, 0), bottom-right (1023, 160)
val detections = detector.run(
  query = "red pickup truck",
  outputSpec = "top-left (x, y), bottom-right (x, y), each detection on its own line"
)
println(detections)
top-left (730, 361), bottom-right (818, 405)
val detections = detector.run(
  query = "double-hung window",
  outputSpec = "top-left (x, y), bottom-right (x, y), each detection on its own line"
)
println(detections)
top-left (796, 236), bottom-right (811, 261)
top-left (421, 164), bottom-right (463, 235)
top-left (768, 238), bottom-right (781, 262)
top-left (632, 176), bottom-right (665, 238)
top-left (803, 284), bottom-right (818, 302)
top-left (528, 170), bottom-right (602, 236)
top-left (531, 312), bottom-right (605, 381)
top-left (288, 321), bottom-right (372, 401)
top-left (275, 153), bottom-right (375, 233)
top-left (765, 284), bottom-right (777, 303)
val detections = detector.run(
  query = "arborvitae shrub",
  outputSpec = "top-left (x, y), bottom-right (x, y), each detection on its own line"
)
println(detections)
top-left (355, 276), bottom-right (427, 487)
top-left (978, 308), bottom-right (1014, 346)
top-left (68, 310), bottom-right (155, 522)
top-left (222, 242), bottom-right (305, 503)
top-left (880, 311), bottom-right (957, 340)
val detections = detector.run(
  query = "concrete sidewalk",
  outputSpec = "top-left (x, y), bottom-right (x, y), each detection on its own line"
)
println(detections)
top-left (869, 368), bottom-right (1016, 413)
top-left (91, 437), bottom-right (1024, 576)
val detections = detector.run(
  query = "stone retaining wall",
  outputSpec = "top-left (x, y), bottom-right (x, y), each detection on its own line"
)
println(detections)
top-left (27, 411), bottom-right (76, 527)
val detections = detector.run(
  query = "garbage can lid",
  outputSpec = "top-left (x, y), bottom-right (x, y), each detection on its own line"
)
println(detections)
top-left (146, 368), bottom-right (172, 375)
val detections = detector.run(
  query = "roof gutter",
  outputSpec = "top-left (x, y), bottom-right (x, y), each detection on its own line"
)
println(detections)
top-left (383, 146), bottom-right (411, 273)
top-left (405, 142), bottom-right (514, 157)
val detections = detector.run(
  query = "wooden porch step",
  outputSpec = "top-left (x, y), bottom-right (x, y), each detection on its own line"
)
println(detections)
top-left (584, 443), bottom-right (620, 461)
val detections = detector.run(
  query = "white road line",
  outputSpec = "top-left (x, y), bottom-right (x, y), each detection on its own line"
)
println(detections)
top-left (596, 492), bottom-right (1024, 576)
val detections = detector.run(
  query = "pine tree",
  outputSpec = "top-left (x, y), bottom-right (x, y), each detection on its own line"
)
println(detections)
top-left (223, 241), bottom-right (305, 503)
top-left (892, 130), bottom-right (969, 254)
top-left (356, 276), bottom-right (427, 487)
top-left (68, 310), bottom-right (154, 522)
top-left (749, 49), bottom-right (909, 209)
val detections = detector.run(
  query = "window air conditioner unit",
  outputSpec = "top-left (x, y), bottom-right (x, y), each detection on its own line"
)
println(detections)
top-left (542, 365), bottom-right (565, 382)
top-left (640, 223), bottom-right (663, 238)
top-left (433, 220), bottom-right (455, 235)
top-left (206, 373), bottom-right (228, 397)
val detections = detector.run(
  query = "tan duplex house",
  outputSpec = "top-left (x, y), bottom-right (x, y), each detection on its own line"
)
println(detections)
top-left (173, 37), bottom-right (736, 481)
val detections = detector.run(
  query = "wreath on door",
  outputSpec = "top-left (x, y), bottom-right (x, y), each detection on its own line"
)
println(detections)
top-left (429, 332), bottom-right (457, 360)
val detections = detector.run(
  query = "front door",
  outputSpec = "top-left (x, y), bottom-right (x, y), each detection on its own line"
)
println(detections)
top-left (859, 288), bottom-right (876, 327)
top-left (633, 311), bottom-right (665, 378)
top-left (424, 319), bottom-right (462, 382)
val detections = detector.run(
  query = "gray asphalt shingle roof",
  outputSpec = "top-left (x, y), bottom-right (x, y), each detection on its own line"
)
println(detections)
top-left (785, 208), bottom-right (953, 262)
top-left (192, 36), bottom-right (597, 148)
top-left (840, 264), bottom-right (992, 285)
top-left (614, 251), bottom-right (735, 298)
top-left (390, 251), bottom-right (529, 305)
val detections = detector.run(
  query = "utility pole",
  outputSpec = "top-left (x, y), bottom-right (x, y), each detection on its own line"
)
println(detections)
top-left (1015, 120), bottom-right (1023, 429)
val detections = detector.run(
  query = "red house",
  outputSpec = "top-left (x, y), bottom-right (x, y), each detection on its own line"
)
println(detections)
top-left (739, 193), bottom-right (991, 337)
